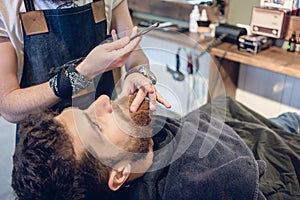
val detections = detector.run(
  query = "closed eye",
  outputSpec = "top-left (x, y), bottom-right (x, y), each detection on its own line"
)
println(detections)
top-left (83, 113), bottom-right (102, 134)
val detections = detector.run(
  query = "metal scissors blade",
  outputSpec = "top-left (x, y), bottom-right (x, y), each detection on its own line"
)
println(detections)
top-left (130, 22), bottom-right (160, 41)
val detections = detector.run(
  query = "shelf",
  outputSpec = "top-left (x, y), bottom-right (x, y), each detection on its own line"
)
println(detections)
top-left (210, 42), bottom-right (300, 79)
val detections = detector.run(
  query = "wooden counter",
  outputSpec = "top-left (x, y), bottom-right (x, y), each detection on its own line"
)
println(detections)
top-left (210, 42), bottom-right (300, 79)
top-left (208, 42), bottom-right (300, 99)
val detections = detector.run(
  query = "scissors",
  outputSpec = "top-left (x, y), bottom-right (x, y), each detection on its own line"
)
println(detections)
top-left (130, 22), bottom-right (160, 41)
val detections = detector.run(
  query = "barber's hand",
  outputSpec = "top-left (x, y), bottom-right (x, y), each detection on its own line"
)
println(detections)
top-left (76, 27), bottom-right (141, 80)
top-left (121, 73), bottom-right (171, 112)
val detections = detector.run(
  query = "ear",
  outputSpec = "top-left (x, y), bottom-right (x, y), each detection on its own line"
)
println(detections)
top-left (108, 163), bottom-right (131, 191)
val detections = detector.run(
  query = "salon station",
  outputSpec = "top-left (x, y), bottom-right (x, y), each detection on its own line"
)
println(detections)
top-left (1, 0), bottom-right (300, 199)
top-left (125, 0), bottom-right (300, 118)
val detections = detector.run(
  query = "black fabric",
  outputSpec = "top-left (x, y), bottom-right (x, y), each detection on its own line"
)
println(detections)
top-left (112, 97), bottom-right (300, 200)
top-left (200, 96), bottom-right (300, 200)
top-left (57, 69), bottom-right (72, 99)
top-left (23, 0), bottom-right (35, 12)
top-left (114, 109), bottom-right (266, 200)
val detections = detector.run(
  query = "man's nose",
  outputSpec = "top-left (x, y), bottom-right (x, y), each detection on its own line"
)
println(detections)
top-left (95, 95), bottom-right (112, 114)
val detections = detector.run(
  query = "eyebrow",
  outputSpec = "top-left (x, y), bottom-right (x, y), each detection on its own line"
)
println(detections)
top-left (79, 112), bottom-right (107, 161)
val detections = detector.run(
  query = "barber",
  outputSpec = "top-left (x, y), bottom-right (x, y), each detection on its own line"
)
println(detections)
top-left (0, 0), bottom-right (171, 124)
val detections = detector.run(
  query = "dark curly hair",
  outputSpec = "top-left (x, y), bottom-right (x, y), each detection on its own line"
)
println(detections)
top-left (12, 111), bottom-right (114, 200)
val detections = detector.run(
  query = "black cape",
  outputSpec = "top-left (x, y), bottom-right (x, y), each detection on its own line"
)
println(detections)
top-left (114, 98), bottom-right (267, 200)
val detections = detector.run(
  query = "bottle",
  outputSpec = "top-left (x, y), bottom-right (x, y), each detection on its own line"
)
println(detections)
top-left (297, 33), bottom-right (300, 52)
top-left (200, 9), bottom-right (208, 24)
top-left (287, 31), bottom-right (297, 52)
top-left (198, 9), bottom-right (210, 27)
top-left (189, 5), bottom-right (200, 33)
top-left (197, 8), bottom-right (211, 40)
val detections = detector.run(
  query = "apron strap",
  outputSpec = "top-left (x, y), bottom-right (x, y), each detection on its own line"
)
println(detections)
top-left (24, 0), bottom-right (35, 12)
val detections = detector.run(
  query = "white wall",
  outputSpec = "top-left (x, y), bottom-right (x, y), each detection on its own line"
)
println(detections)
top-left (140, 34), bottom-right (210, 116)
top-left (236, 64), bottom-right (300, 118)
top-left (0, 117), bottom-right (15, 200)
top-left (140, 33), bottom-right (300, 118)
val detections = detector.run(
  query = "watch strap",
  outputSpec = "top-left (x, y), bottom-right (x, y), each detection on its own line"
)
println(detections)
top-left (125, 65), bottom-right (157, 85)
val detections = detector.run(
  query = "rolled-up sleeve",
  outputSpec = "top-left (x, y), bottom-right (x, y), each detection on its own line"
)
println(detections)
top-left (112, 0), bottom-right (123, 9)
top-left (104, 0), bottom-right (124, 34)
top-left (0, 13), bottom-right (9, 37)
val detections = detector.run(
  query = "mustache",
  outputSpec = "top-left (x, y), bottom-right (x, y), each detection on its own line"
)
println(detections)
top-left (111, 95), bottom-right (154, 138)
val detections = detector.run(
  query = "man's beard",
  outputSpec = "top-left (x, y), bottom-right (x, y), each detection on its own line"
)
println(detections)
top-left (103, 136), bottom-right (152, 167)
top-left (130, 137), bottom-right (152, 153)
top-left (111, 95), bottom-right (153, 138)
top-left (109, 95), bottom-right (153, 162)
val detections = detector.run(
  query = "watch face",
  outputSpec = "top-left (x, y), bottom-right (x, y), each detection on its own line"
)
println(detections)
top-left (148, 71), bottom-right (157, 85)
top-left (139, 66), bottom-right (157, 85)
top-left (125, 65), bottom-right (157, 85)
top-left (140, 67), bottom-right (147, 76)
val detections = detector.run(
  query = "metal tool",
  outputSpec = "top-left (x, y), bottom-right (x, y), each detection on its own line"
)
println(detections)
top-left (166, 64), bottom-right (184, 82)
top-left (130, 22), bottom-right (160, 41)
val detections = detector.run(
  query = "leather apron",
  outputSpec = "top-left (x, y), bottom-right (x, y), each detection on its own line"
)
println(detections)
top-left (20, 0), bottom-right (115, 112)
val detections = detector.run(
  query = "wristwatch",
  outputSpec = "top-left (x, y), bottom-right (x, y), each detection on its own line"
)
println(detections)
top-left (125, 65), bottom-right (157, 85)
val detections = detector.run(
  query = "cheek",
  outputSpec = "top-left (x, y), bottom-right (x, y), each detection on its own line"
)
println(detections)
top-left (103, 125), bottom-right (131, 148)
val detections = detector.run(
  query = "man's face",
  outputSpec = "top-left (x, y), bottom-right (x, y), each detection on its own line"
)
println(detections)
top-left (55, 95), bottom-right (154, 173)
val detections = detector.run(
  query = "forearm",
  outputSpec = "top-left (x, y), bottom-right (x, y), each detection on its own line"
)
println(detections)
top-left (0, 83), bottom-right (59, 123)
top-left (125, 46), bottom-right (149, 71)
top-left (0, 37), bottom-right (59, 123)
top-left (111, 0), bottom-right (149, 70)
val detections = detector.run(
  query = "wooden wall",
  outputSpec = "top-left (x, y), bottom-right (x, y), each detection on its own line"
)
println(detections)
top-left (286, 16), bottom-right (300, 40)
